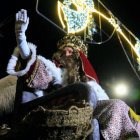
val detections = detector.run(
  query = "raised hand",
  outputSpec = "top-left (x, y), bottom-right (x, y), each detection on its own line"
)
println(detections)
top-left (15, 9), bottom-right (30, 59)
top-left (15, 9), bottom-right (29, 35)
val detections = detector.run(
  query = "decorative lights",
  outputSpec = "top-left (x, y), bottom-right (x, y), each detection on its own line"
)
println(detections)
top-left (57, 0), bottom-right (140, 63)
top-left (57, 0), bottom-right (95, 34)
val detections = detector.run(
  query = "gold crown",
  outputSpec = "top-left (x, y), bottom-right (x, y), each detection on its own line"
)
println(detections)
top-left (57, 35), bottom-right (88, 56)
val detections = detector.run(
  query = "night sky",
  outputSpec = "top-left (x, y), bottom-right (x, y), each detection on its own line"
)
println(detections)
top-left (0, 0), bottom-right (140, 113)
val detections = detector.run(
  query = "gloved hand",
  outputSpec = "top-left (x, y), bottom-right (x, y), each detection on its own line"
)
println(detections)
top-left (15, 9), bottom-right (29, 39)
top-left (15, 9), bottom-right (30, 59)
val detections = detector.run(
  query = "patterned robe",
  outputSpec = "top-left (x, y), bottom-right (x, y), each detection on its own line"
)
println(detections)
top-left (94, 99), bottom-right (140, 139)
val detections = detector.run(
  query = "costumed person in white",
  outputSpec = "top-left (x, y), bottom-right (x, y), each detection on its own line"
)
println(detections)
top-left (7, 9), bottom-right (140, 139)
top-left (6, 9), bottom-right (107, 139)
top-left (6, 9), bottom-right (102, 139)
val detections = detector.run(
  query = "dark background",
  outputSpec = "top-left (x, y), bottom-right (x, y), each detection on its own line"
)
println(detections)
top-left (0, 0), bottom-right (140, 113)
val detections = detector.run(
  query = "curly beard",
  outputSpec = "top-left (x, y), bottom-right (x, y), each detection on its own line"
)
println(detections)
top-left (53, 51), bottom-right (88, 84)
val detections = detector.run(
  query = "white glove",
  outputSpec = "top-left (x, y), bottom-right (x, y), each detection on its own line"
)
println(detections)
top-left (15, 9), bottom-right (30, 59)
top-left (15, 9), bottom-right (29, 37)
